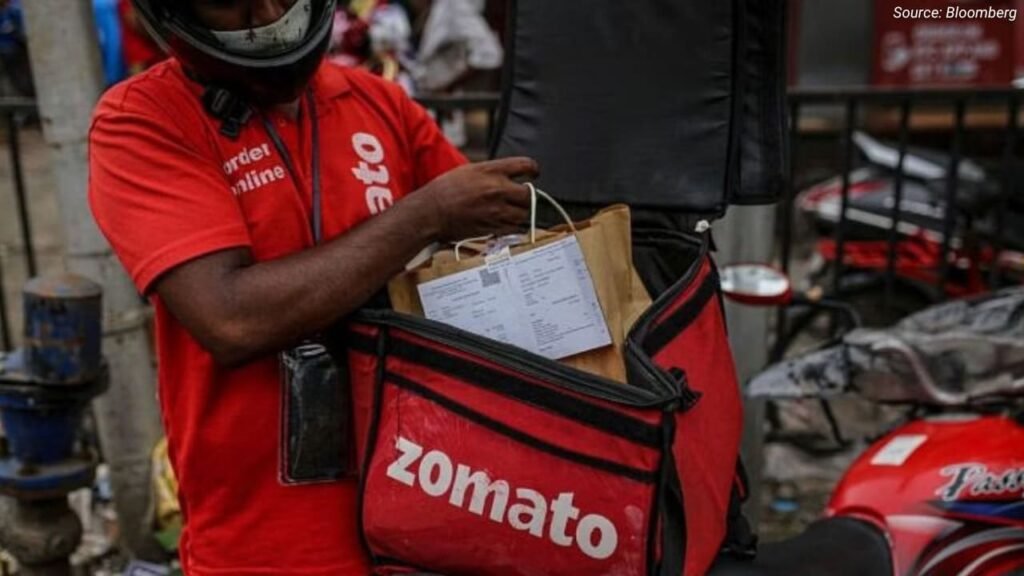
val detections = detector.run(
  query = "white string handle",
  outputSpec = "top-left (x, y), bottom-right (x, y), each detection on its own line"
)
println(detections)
top-left (454, 234), bottom-right (494, 262)
top-left (453, 184), bottom-right (576, 261)
top-left (527, 183), bottom-right (576, 244)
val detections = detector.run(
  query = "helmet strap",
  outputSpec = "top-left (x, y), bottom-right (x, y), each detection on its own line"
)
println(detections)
top-left (201, 85), bottom-right (253, 140)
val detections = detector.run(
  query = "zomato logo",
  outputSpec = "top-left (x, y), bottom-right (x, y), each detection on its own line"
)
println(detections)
top-left (386, 436), bottom-right (619, 560)
top-left (350, 132), bottom-right (394, 215)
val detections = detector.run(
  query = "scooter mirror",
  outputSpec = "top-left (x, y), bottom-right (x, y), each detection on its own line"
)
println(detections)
top-left (720, 264), bottom-right (793, 306)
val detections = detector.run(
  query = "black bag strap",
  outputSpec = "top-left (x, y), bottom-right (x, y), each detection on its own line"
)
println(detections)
top-left (657, 413), bottom-right (686, 576)
top-left (720, 458), bottom-right (758, 559)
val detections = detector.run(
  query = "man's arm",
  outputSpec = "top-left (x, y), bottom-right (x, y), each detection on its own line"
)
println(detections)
top-left (154, 157), bottom-right (537, 368)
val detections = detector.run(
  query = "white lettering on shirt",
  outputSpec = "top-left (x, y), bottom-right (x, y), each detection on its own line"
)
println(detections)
top-left (223, 143), bottom-right (288, 197)
top-left (223, 144), bottom-right (273, 176)
top-left (350, 132), bottom-right (394, 214)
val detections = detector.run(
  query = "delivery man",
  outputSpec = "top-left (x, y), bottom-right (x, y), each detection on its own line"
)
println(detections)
top-left (88, 1), bottom-right (537, 574)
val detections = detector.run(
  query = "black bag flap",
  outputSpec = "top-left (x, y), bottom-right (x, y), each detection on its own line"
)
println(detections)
top-left (492, 0), bottom-right (786, 216)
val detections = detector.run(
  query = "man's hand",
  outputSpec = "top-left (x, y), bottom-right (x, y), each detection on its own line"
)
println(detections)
top-left (412, 156), bottom-right (540, 241)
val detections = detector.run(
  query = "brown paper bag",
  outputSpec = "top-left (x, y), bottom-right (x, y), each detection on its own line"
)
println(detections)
top-left (388, 204), bottom-right (651, 383)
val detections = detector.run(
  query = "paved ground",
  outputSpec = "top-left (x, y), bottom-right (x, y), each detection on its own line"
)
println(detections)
top-left (756, 400), bottom-right (899, 542)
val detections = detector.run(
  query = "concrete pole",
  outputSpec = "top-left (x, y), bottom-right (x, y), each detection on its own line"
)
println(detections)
top-left (21, 0), bottom-right (165, 560)
top-left (715, 204), bottom-right (777, 528)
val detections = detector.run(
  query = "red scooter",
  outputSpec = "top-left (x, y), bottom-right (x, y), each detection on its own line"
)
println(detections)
top-left (712, 264), bottom-right (1024, 576)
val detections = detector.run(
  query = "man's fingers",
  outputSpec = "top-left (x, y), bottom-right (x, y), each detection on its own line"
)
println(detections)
top-left (502, 182), bottom-right (532, 208)
top-left (501, 208), bottom-right (529, 227)
top-left (477, 156), bottom-right (540, 179)
top-left (498, 207), bottom-right (531, 232)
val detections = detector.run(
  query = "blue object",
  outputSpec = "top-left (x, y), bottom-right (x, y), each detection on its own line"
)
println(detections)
top-left (0, 275), bottom-right (107, 499)
top-left (0, 400), bottom-right (82, 464)
top-left (93, 0), bottom-right (126, 85)
top-left (124, 561), bottom-right (172, 576)
top-left (771, 498), bottom-right (800, 514)
top-left (23, 274), bottom-right (102, 383)
top-left (0, 0), bottom-right (24, 54)
top-left (0, 369), bottom-right (106, 497)
top-left (0, 457), bottom-right (95, 497)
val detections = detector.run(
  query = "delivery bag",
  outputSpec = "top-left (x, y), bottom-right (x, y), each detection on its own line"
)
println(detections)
top-left (348, 229), bottom-right (743, 576)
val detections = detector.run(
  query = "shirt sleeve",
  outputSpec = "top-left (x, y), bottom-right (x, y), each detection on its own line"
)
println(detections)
top-left (401, 91), bottom-right (468, 188)
top-left (88, 95), bottom-right (252, 294)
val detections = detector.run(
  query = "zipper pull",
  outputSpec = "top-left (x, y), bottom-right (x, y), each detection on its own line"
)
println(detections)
top-left (667, 367), bottom-right (702, 411)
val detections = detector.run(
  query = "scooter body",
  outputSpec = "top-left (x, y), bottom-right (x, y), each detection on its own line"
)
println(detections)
top-left (720, 266), bottom-right (1024, 575)
top-left (830, 414), bottom-right (1024, 575)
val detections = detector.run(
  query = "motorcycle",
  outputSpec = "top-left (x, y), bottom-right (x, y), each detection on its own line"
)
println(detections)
top-left (796, 132), bottom-right (1024, 306)
top-left (709, 263), bottom-right (1024, 576)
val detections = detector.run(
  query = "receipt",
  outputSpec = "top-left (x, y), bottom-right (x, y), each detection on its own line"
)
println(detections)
top-left (417, 236), bottom-right (612, 360)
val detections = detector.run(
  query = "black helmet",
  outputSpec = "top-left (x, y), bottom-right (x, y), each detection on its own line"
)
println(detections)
top-left (131, 0), bottom-right (337, 104)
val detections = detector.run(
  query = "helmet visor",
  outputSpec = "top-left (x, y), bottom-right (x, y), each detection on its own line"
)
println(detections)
top-left (208, 0), bottom-right (314, 57)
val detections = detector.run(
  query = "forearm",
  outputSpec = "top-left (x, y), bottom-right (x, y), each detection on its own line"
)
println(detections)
top-left (199, 193), bottom-right (438, 365)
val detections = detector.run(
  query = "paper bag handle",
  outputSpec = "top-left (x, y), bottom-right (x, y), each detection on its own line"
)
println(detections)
top-left (527, 183), bottom-right (576, 243)
top-left (453, 235), bottom-right (495, 261)
top-left (454, 183), bottom-right (576, 261)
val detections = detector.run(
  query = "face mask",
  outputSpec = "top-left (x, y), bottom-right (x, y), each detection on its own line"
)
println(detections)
top-left (211, 0), bottom-right (313, 55)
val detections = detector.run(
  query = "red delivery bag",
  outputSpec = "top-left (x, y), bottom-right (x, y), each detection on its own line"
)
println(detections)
top-left (348, 231), bottom-right (743, 576)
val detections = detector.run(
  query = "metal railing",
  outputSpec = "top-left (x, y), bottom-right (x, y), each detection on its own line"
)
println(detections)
top-left (417, 88), bottom-right (1024, 309)
top-left (414, 92), bottom-right (502, 157)
top-left (414, 92), bottom-right (501, 114)
top-left (0, 97), bottom-right (38, 351)
top-left (777, 86), bottom-right (1022, 347)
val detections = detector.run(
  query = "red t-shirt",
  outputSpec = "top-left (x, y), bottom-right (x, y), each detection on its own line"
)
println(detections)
top-left (88, 59), bottom-right (465, 575)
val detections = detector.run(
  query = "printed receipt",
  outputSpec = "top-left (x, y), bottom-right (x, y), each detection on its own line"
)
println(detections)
top-left (417, 236), bottom-right (612, 360)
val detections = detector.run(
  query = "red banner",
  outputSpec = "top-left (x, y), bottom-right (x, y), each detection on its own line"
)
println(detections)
top-left (873, 0), bottom-right (1018, 86)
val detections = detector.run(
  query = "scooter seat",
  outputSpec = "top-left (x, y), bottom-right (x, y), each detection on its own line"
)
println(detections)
top-left (708, 517), bottom-right (892, 576)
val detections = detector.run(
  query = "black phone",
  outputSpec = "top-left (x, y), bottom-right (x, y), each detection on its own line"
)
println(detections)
top-left (279, 341), bottom-right (355, 484)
